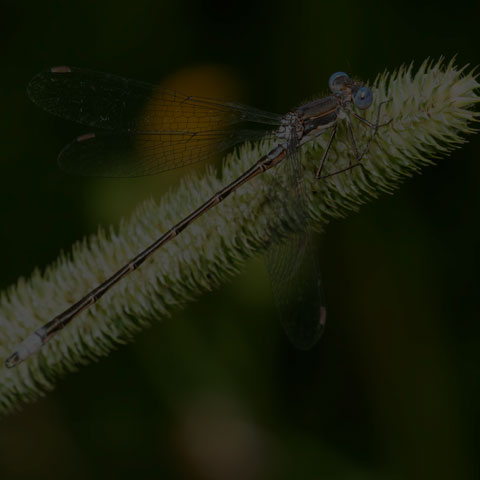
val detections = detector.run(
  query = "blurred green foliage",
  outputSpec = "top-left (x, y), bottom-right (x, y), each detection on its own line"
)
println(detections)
top-left (0, 0), bottom-right (479, 479)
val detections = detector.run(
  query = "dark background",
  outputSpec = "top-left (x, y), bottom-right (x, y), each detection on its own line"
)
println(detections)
top-left (0, 1), bottom-right (479, 479)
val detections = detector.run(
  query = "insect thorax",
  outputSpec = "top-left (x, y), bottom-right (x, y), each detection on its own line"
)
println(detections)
top-left (276, 112), bottom-right (304, 142)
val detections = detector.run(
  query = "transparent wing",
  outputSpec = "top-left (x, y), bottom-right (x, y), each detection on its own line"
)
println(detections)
top-left (265, 141), bottom-right (326, 349)
top-left (58, 129), bottom-right (270, 177)
top-left (28, 66), bottom-right (283, 130)
top-left (266, 231), bottom-right (326, 350)
top-left (28, 66), bottom-right (282, 177)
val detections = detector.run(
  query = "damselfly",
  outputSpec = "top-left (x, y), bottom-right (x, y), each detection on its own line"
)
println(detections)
top-left (5, 67), bottom-right (387, 368)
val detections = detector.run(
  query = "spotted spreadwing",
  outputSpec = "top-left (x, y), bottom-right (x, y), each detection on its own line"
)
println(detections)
top-left (5, 67), bottom-right (388, 368)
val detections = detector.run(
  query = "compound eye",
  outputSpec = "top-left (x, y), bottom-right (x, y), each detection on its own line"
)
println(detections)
top-left (353, 86), bottom-right (373, 109)
top-left (329, 71), bottom-right (350, 93)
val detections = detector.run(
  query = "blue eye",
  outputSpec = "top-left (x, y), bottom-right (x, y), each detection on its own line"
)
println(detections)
top-left (354, 86), bottom-right (373, 109)
top-left (329, 71), bottom-right (349, 93)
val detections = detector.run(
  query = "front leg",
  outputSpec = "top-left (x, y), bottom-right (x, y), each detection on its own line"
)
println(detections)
top-left (349, 100), bottom-right (392, 131)
top-left (317, 117), bottom-right (365, 180)
top-left (354, 100), bottom-right (392, 162)
top-left (315, 125), bottom-right (337, 179)
top-left (316, 101), bottom-right (391, 181)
